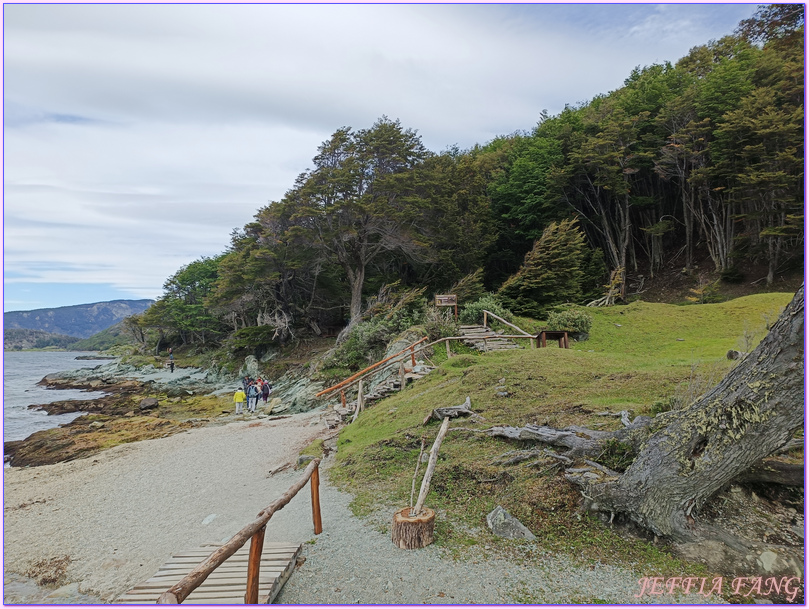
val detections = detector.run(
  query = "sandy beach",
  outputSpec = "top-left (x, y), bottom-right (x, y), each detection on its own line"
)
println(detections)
top-left (5, 404), bottom-right (729, 605)
top-left (4, 409), bottom-right (330, 602)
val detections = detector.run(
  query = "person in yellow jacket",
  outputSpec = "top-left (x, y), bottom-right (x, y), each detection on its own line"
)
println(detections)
top-left (233, 387), bottom-right (246, 415)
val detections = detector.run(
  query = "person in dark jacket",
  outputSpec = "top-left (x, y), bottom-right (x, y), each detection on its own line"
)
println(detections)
top-left (247, 382), bottom-right (259, 413)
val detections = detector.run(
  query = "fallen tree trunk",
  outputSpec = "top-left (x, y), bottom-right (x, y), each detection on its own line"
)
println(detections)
top-left (573, 286), bottom-right (804, 542)
top-left (484, 287), bottom-right (804, 547)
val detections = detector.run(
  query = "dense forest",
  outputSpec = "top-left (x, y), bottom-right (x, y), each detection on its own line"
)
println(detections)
top-left (129, 6), bottom-right (804, 360)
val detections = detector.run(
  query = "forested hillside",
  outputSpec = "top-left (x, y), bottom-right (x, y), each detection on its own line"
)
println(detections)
top-left (129, 6), bottom-right (803, 356)
top-left (4, 299), bottom-right (154, 339)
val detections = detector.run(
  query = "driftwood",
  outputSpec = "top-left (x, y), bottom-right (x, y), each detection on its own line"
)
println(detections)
top-left (413, 417), bottom-right (450, 515)
top-left (422, 396), bottom-right (474, 425)
top-left (409, 438), bottom-right (426, 508)
top-left (392, 417), bottom-right (450, 550)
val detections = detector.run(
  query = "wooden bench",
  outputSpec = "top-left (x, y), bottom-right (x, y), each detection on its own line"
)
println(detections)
top-left (539, 330), bottom-right (569, 348)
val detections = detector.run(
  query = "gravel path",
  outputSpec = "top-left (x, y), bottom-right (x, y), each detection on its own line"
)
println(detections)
top-left (4, 409), bottom-right (722, 605)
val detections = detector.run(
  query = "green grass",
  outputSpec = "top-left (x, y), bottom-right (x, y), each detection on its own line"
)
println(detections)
top-left (326, 293), bottom-right (794, 574)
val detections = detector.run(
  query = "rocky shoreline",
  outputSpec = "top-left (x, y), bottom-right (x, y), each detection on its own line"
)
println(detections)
top-left (4, 355), bottom-right (327, 468)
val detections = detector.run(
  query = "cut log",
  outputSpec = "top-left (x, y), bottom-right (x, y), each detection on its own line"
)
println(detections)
top-left (391, 506), bottom-right (436, 550)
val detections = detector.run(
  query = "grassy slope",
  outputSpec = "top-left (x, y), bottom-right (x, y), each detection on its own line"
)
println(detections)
top-left (327, 293), bottom-right (794, 575)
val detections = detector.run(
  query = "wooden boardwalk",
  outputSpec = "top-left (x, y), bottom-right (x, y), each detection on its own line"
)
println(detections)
top-left (460, 325), bottom-right (522, 352)
top-left (116, 541), bottom-right (301, 604)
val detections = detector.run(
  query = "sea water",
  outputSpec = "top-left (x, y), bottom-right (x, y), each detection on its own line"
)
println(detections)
top-left (3, 351), bottom-right (108, 444)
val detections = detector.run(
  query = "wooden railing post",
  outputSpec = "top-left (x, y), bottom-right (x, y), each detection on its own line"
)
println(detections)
top-left (158, 459), bottom-right (321, 604)
top-left (483, 311), bottom-right (488, 328)
top-left (311, 462), bottom-right (323, 535)
top-left (244, 525), bottom-right (266, 604)
top-left (445, 339), bottom-right (451, 359)
top-left (341, 390), bottom-right (346, 408)
top-left (410, 346), bottom-right (416, 366)
top-left (399, 361), bottom-right (405, 390)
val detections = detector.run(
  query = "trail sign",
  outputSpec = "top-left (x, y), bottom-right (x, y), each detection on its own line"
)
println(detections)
top-left (434, 295), bottom-right (457, 307)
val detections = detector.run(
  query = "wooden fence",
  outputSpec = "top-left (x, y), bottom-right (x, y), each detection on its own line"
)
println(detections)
top-left (157, 458), bottom-right (322, 604)
top-left (316, 312), bottom-right (538, 404)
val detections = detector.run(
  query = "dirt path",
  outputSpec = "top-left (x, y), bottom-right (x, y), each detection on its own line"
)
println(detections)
top-left (3, 410), bottom-right (329, 602)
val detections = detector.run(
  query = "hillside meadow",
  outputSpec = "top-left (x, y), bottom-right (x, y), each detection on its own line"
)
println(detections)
top-left (326, 292), bottom-right (796, 577)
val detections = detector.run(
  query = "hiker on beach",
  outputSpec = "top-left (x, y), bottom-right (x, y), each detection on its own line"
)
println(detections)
top-left (261, 381), bottom-right (271, 404)
top-left (233, 387), bottom-right (246, 414)
top-left (247, 382), bottom-right (259, 413)
top-left (169, 360), bottom-right (175, 373)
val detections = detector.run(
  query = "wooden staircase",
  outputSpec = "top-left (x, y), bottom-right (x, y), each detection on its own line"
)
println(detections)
top-left (326, 363), bottom-right (436, 427)
top-left (459, 325), bottom-right (523, 352)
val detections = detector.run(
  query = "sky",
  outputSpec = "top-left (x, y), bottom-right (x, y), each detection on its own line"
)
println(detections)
top-left (3, 2), bottom-right (762, 312)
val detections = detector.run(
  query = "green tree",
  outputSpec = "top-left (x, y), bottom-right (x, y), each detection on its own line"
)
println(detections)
top-left (278, 117), bottom-right (430, 326)
top-left (498, 218), bottom-right (588, 318)
top-left (158, 255), bottom-right (226, 346)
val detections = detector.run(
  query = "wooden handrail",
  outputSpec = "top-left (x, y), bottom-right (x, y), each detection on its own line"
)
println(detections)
top-left (157, 458), bottom-right (322, 604)
top-left (322, 332), bottom-right (537, 406)
top-left (315, 336), bottom-right (429, 398)
top-left (482, 310), bottom-right (533, 337)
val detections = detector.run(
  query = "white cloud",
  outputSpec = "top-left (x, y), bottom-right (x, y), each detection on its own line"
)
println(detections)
top-left (3, 3), bottom-right (758, 308)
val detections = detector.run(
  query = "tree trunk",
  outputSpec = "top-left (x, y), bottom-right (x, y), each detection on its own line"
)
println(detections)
top-left (477, 287), bottom-right (804, 547)
top-left (346, 264), bottom-right (366, 324)
top-left (569, 286), bottom-right (804, 541)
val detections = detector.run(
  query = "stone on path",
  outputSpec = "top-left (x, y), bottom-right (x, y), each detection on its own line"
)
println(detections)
top-left (486, 506), bottom-right (536, 540)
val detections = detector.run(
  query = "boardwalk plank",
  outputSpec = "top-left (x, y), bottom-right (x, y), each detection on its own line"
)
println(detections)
top-left (117, 542), bottom-right (301, 604)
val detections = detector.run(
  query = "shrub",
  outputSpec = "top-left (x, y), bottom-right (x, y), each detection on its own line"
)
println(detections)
top-left (545, 309), bottom-right (593, 334)
top-left (459, 294), bottom-right (513, 326)
top-left (423, 307), bottom-right (459, 341)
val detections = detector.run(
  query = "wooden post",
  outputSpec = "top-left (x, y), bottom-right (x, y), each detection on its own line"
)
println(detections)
top-left (358, 380), bottom-right (364, 412)
top-left (399, 361), bottom-right (405, 390)
top-left (412, 417), bottom-right (450, 515)
top-left (392, 417), bottom-right (450, 550)
top-left (244, 525), bottom-right (266, 604)
top-left (341, 390), bottom-right (346, 409)
top-left (445, 339), bottom-right (451, 359)
top-left (158, 459), bottom-right (321, 604)
top-left (483, 338), bottom-right (488, 352)
top-left (410, 346), bottom-right (416, 366)
top-left (311, 463), bottom-right (323, 535)
top-left (352, 380), bottom-right (364, 423)
top-left (483, 311), bottom-right (488, 328)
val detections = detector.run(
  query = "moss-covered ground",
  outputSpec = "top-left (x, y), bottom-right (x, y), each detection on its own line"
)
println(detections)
top-left (327, 293), bottom-right (794, 574)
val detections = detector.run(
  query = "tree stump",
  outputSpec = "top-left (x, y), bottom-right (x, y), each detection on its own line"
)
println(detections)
top-left (391, 507), bottom-right (435, 549)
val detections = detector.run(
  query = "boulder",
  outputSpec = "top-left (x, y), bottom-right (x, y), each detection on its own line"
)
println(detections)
top-left (486, 505), bottom-right (536, 540)
top-left (239, 355), bottom-right (261, 380)
top-left (267, 397), bottom-right (286, 414)
top-left (139, 398), bottom-right (159, 411)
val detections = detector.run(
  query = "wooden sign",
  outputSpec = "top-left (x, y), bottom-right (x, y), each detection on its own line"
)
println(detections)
top-left (434, 294), bottom-right (457, 307)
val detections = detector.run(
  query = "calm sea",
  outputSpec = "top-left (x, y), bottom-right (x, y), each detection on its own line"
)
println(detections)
top-left (3, 351), bottom-right (108, 444)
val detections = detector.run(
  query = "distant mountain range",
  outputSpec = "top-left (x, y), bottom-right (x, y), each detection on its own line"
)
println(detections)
top-left (4, 299), bottom-right (153, 340)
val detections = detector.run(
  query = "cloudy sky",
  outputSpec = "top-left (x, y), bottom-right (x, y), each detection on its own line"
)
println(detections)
top-left (4, 2), bottom-right (759, 312)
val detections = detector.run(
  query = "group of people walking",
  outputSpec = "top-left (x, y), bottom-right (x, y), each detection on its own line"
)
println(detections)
top-left (233, 376), bottom-right (273, 415)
